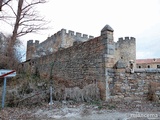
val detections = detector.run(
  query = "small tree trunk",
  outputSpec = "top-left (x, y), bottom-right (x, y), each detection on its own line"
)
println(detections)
top-left (6, 0), bottom-right (24, 68)
top-left (11, 0), bottom-right (23, 44)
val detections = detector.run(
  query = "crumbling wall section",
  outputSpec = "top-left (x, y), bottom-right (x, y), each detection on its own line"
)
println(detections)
top-left (108, 68), bottom-right (160, 101)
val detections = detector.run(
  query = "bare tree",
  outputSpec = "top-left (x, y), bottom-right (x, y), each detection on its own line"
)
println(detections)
top-left (0, 0), bottom-right (48, 69)
top-left (0, 0), bottom-right (12, 11)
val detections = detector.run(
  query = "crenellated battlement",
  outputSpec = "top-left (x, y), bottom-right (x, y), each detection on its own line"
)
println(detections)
top-left (117, 37), bottom-right (135, 46)
top-left (118, 37), bottom-right (135, 43)
top-left (39, 29), bottom-right (94, 46)
top-left (27, 40), bottom-right (39, 47)
top-left (27, 40), bottom-right (33, 46)
top-left (61, 29), bottom-right (94, 39)
top-left (26, 28), bottom-right (95, 60)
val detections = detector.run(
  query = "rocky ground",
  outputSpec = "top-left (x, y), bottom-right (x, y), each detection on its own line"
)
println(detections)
top-left (0, 100), bottom-right (160, 120)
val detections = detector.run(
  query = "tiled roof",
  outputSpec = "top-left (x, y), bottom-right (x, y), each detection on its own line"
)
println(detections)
top-left (136, 58), bottom-right (160, 64)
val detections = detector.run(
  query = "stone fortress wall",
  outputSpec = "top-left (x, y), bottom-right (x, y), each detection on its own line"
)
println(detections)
top-left (22, 24), bottom-right (160, 101)
top-left (24, 25), bottom-right (115, 100)
top-left (26, 29), bottom-right (94, 60)
top-left (108, 68), bottom-right (160, 101)
top-left (26, 28), bottom-right (136, 69)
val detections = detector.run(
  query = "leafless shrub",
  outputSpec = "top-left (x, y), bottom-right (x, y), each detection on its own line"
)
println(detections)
top-left (0, 34), bottom-right (22, 69)
top-left (148, 82), bottom-right (160, 102)
top-left (64, 84), bottom-right (100, 102)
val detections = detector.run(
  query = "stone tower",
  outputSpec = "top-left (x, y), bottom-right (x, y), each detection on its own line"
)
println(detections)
top-left (115, 37), bottom-right (136, 67)
top-left (26, 40), bottom-right (39, 60)
top-left (101, 24), bottom-right (114, 100)
top-left (101, 24), bottom-right (115, 68)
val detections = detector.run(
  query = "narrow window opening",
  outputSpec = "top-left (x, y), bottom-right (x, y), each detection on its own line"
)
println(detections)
top-left (157, 65), bottom-right (160, 68)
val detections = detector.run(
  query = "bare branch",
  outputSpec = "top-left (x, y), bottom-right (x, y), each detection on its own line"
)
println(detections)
top-left (19, 17), bottom-right (45, 25)
top-left (22, 0), bottom-right (46, 11)
top-left (0, 0), bottom-right (12, 11)
top-left (1, 0), bottom-right (49, 64)
top-left (6, 3), bottom-right (17, 16)
top-left (17, 24), bottom-right (48, 37)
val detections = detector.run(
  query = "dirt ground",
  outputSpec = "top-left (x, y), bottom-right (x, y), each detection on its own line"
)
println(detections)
top-left (0, 100), bottom-right (160, 120)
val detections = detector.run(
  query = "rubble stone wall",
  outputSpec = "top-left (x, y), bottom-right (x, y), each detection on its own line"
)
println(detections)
top-left (22, 25), bottom-right (160, 102)
top-left (108, 68), bottom-right (160, 101)
top-left (21, 36), bottom-right (109, 100)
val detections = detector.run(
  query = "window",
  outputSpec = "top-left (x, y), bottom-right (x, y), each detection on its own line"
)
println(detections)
top-left (138, 66), bottom-right (141, 68)
top-left (147, 65), bottom-right (150, 68)
top-left (157, 65), bottom-right (160, 68)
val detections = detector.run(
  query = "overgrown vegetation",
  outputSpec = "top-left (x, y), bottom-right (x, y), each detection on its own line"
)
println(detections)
top-left (148, 81), bottom-right (160, 102)
top-left (0, 1), bottom-right (49, 107)
top-left (0, 73), bottom-right (50, 108)
top-left (0, 34), bottom-right (23, 69)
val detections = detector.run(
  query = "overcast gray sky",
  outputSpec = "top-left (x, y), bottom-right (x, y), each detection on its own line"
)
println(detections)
top-left (1, 0), bottom-right (160, 59)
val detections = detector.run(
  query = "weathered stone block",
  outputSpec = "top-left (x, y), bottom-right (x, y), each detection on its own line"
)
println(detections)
top-left (115, 60), bottom-right (126, 69)
top-left (118, 95), bottom-right (124, 99)
top-left (107, 68), bottom-right (115, 73)
top-left (134, 68), bottom-right (145, 73)
top-left (145, 68), bottom-right (158, 73)
top-left (96, 59), bottom-right (103, 63)
top-left (105, 63), bottom-right (114, 68)
top-left (115, 69), bottom-right (126, 73)
top-left (154, 75), bottom-right (159, 79)
top-left (127, 75), bottom-right (136, 80)
top-left (103, 54), bottom-right (114, 58)
top-left (97, 81), bottom-right (106, 100)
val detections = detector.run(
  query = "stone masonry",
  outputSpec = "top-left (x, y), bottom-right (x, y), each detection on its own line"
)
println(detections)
top-left (108, 68), bottom-right (160, 101)
top-left (21, 24), bottom-right (160, 101)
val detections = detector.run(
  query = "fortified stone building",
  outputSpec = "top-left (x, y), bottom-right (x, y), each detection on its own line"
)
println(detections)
top-left (27, 29), bottom-right (94, 59)
top-left (22, 24), bottom-right (160, 101)
top-left (26, 25), bottom-right (136, 68)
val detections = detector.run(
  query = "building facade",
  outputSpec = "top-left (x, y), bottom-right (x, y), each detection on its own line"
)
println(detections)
top-left (136, 58), bottom-right (160, 68)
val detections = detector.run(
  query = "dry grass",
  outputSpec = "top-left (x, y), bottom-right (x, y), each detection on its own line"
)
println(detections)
top-left (148, 81), bottom-right (160, 102)
top-left (64, 83), bottom-right (100, 102)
